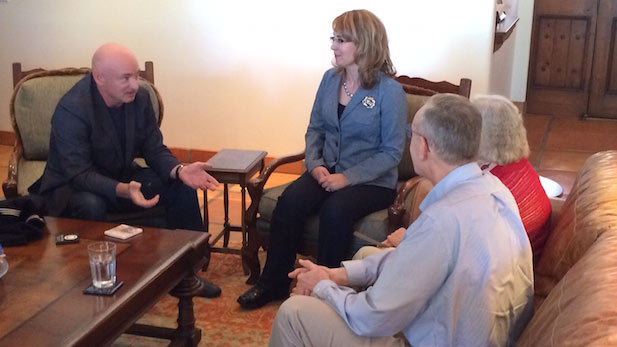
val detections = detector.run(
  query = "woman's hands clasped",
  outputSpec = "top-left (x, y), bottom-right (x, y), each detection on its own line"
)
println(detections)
top-left (311, 166), bottom-right (347, 192)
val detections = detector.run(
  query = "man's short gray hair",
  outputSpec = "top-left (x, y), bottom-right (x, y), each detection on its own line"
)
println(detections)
top-left (472, 94), bottom-right (529, 165)
top-left (418, 93), bottom-right (482, 165)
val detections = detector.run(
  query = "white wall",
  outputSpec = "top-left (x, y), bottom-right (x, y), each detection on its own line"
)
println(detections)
top-left (510, 0), bottom-right (534, 102)
top-left (487, 0), bottom-right (536, 101)
top-left (490, 33), bottom-right (516, 97)
top-left (0, 0), bottom-right (495, 156)
top-left (490, 0), bottom-right (517, 97)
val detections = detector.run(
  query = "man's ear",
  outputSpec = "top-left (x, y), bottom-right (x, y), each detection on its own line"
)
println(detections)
top-left (92, 70), bottom-right (104, 85)
top-left (419, 136), bottom-right (430, 161)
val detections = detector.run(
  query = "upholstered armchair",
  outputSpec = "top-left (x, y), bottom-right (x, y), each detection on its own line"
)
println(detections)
top-left (241, 77), bottom-right (472, 284)
top-left (2, 62), bottom-right (166, 226)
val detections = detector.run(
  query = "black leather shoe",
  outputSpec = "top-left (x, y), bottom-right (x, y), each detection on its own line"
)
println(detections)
top-left (197, 278), bottom-right (222, 298)
top-left (237, 285), bottom-right (288, 310)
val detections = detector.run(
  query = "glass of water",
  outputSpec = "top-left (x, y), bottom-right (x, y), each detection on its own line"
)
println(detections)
top-left (88, 241), bottom-right (117, 288)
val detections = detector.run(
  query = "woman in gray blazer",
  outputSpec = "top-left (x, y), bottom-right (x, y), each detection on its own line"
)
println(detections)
top-left (238, 9), bottom-right (408, 310)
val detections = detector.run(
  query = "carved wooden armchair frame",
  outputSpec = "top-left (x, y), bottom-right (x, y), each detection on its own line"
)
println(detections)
top-left (2, 62), bottom-right (162, 199)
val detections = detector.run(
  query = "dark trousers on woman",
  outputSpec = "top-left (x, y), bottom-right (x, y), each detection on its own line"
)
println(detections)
top-left (64, 167), bottom-right (204, 231)
top-left (258, 171), bottom-right (396, 291)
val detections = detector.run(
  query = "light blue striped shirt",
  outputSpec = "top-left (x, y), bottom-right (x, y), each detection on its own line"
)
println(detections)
top-left (313, 163), bottom-right (534, 346)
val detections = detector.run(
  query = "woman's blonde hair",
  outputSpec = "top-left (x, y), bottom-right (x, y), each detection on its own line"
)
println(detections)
top-left (472, 94), bottom-right (530, 165)
top-left (332, 9), bottom-right (395, 89)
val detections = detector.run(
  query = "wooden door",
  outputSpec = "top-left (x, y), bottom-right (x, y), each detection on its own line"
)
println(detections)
top-left (588, 0), bottom-right (617, 118)
top-left (526, 0), bottom-right (597, 117)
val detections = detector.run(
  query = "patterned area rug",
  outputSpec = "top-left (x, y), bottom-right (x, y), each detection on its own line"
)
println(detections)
top-left (113, 246), bottom-right (282, 347)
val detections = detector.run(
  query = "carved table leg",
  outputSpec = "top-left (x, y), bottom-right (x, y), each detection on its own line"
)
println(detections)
top-left (169, 273), bottom-right (203, 346)
top-left (126, 272), bottom-right (203, 346)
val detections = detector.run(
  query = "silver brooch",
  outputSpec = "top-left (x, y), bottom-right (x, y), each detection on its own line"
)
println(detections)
top-left (362, 96), bottom-right (376, 109)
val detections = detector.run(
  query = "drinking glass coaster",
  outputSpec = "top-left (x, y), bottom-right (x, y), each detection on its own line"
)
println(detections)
top-left (83, 281), bottom-right (124, 296)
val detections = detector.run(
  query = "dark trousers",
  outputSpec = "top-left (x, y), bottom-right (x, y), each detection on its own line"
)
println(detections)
top-left (64, 167), bottom-right (204, 232)
top-left (259, 171), bottom-right (396, 289)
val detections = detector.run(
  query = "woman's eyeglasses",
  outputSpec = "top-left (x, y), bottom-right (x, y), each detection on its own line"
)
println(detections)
top-left (330, 36), bottom-right (350, 45)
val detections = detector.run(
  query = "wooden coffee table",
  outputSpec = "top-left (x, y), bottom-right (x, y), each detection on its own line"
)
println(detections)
top-left (0, 217), bottom-right (209, 346)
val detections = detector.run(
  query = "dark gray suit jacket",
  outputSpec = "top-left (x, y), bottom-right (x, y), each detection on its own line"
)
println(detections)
top-left (30, 73), bottom-right (179, 215)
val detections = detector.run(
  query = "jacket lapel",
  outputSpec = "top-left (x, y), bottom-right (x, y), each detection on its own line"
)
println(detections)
top-left (325, 74), bottom-right (342, 127)
top-left (91, 83), bottom-right (123, 162)
top-left (123, 102), bottom-right (136, 168)
top-left (340, 87), bottom-right (370, 122)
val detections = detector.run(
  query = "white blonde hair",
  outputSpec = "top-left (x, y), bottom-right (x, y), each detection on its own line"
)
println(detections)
top-left (472, 94), bottom-right (529, 165)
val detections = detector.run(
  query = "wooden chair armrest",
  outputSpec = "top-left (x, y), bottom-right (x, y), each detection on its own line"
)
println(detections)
top-left (250, 151), bottom-right (305, 189)
top-left (246, 151), bottom-right (305, 226)
top-left (388, 176), bottom-right (430, 232)
top-left (2, 143), bottom-right (21, 198)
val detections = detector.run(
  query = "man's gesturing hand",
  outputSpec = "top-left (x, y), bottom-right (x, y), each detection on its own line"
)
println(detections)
top-left (128, 181), bottom-right (159, 207)
top-left (178, 162), bottom-right (219, 191)
top-left (115, 181), bottom-right (159, 208)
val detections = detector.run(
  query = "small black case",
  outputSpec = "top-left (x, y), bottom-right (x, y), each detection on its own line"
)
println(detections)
top-left (55, 234), bottom-right (80, 245)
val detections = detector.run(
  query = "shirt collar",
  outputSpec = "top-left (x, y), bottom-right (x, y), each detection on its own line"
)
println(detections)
top-left (419, 162), bottom-right (483, 211)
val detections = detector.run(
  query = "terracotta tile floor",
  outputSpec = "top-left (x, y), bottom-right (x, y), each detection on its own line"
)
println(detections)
top-left (523, 114), bottom-right (617, 196)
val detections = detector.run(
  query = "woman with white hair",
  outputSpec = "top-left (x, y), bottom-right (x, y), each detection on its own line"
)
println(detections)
top-left (473, 94), bottom-right (551, 264)
top-left (354, 94), bottom-right (552, 265)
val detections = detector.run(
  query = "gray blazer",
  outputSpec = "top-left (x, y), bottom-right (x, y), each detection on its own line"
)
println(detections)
top-left (305, 68), bottom-right (407, 189)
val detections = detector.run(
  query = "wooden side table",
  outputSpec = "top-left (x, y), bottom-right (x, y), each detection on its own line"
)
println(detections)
top-left (205, 149), bottom-right (267, 274)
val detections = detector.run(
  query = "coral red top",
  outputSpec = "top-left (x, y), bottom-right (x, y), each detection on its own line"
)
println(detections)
top-left (490, 159), bottom-right (552, 264)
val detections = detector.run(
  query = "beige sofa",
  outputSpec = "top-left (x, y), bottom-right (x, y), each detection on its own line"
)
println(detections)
top-left (516, 150), bottom-right (617, 345)
top-left (350, 150), bottom-right (617, 345)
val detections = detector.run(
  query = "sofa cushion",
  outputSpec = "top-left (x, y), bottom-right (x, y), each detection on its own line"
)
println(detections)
top-left (257, 183), bottom-right (289, 224)
top-left (534, 150), bottom-right (617, 308)
top-left (516, 230), bottom-right (617, 346)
